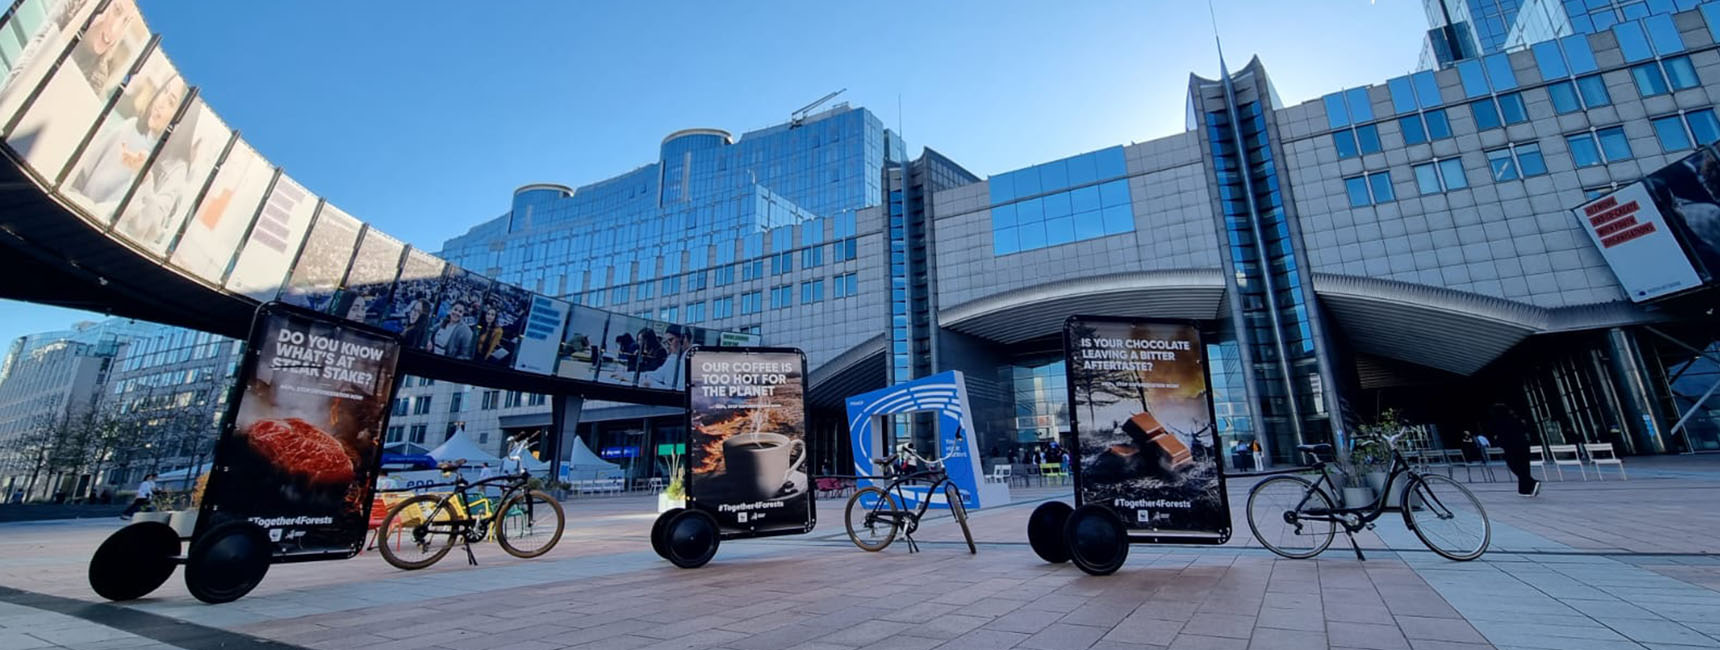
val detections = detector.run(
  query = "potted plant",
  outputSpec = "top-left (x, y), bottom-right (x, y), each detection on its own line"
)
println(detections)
top-left (135, 487), bottom-right (175, 525)
top-left (1353, 409), bottom-right (1415, 507)
top-left (167, 474), bottom-right (206, 537)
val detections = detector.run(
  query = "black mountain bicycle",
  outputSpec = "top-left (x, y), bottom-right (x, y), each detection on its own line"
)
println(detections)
top-left (843, 433), bottom-right (976, 554)
top-left (377, 432), bottom-right (565, 570)
top-left (1246, 432), bottom-right (1490, 561)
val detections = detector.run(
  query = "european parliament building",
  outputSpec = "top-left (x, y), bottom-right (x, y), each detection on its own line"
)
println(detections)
top-left (389, 3), bottom-right (1720, 470)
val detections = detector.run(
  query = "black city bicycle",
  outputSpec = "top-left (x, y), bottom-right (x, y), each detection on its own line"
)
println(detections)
top-left (843, 433), bottom-right (976, 554)
top-left (1246, 432), bottom-right (1490, 561)
top-left (377, 432), bottom-right (565, 570)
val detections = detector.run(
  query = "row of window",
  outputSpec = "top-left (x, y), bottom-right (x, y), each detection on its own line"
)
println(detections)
top-left (992, 179), bottom-right (1135, 255)
top-left (1347, 110), bottom-right (1720, 206)
top-left (648, 273), bottom-right (859, 324)
top-left (580, 238), bottom-right (859, 308)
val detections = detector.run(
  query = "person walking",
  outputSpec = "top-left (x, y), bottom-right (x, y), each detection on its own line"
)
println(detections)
top-left (120, 473), bottom-right (156, 519)
top-left (1485, 404), bottom-right (1540, 497)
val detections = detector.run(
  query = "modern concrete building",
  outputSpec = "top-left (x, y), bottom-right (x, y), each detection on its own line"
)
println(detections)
top-left (404, 5), bottom-right (1720, 472)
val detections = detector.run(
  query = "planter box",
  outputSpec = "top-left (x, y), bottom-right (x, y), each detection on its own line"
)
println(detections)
top-left (657, 493), bottom-right (684, 513)
top-left (1341, 486), bottom-right (1375, 509)
top-left (169, 510), bottom-right (198, 537)
top-left (133, 511), bottom-right (171, 525)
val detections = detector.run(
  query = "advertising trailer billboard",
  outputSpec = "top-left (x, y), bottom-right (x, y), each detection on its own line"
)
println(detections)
top-left (169, 138), bottom-right (273, 284)
top-left (198, 302), bottom-right (401, 558)
top-left (685, 347), bottom-right (812, 537)
top-left (1063, 316), bottom-right (1229, 543)
top-left (225, 174), bottom-right (317, 301)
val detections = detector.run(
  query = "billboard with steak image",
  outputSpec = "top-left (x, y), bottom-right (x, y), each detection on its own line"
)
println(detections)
top-left (198, 303), bottom-right (401, 557)
top-left (1063, 317), bottom-right (1228, 542)
top-left (685, 348), bottom-right (811, 537)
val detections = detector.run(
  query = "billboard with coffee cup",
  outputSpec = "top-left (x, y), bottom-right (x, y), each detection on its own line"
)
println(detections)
top-left (684, 347), bottom-right (812, 538)
top-left (1063, 316), bottom-right (1229, 543)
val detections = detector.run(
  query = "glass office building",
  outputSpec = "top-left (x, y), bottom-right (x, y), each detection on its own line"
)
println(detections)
top-left (1421, 0), bottom-right (1712, 68)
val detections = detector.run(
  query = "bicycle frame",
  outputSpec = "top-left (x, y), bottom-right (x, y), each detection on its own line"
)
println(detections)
top-left (1291, 448), bottom-right (1417, 530)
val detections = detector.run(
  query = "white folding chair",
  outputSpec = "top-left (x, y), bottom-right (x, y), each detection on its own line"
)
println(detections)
top-left (1527, 446), bottom-right (1551, 480)
top-left (1444, 449), bottom-right (1476, 482)
top-left (1584, 443), bottom-right (1627, 480)
top-left (986, 465), bottom-right (1012, 485)
top-left (1546, 444), bottom-right (1587, 480)
top-left (1422, 449), bottom-right (1453, 478)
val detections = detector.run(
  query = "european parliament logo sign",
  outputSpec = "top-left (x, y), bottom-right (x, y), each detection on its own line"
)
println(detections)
top-left (844, 371), bottom-right (1009, 510)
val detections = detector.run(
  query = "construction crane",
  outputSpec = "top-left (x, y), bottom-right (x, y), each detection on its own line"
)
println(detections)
top-left (790, 89), bottom-right (846, 128)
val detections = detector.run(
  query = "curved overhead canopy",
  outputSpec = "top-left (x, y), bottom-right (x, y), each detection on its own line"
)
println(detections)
top-left (1313, 273), bottom-right (1662, 375)
top-left (938, 270), bottom-right (1227, 344)
top-left (807, 335), bottom-right (887, 408)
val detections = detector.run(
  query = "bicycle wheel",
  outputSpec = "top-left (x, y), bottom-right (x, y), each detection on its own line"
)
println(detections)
top-left (377, 495), bottom-right (457, 570)
top-left (495, 490), bottom-right (565, 559)
top-left (844, 486), bottom-right (900, 551)
top-left (1246, 475), bottom-right (1337, 559)
top-left (1401, 473), bottom-right (1490, 561)
top-left (944, 482), bottom-right (975, 554)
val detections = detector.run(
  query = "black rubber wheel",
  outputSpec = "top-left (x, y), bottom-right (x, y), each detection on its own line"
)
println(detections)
top-left (1065, 504), bottom-right (1129, 576)
top-left (184, 520), bottom-right (272, 604)
top-left (843, 487), bottom-right (900, 552)
top-left (652, 508), bottom-right (683, 559)
top-left (89, 522), bottom-right (180, 601)
top-left (1027, 501), bottom-right (1072, 564)
top-left (944, 482), bottom-right (975, 555)
top-left (495, 490), bottom-right (565, 559)
top-left (662, 509), bottom-right (720, 569)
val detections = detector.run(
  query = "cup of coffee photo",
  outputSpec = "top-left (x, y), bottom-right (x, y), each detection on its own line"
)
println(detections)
top-left (722, 432), bottom-right (805, 501)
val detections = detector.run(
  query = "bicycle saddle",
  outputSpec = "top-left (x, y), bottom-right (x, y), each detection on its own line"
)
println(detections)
top-left (438, 459), bottom-right (466, 472)
top-left (1295, 443), bottom-right (1333, 456)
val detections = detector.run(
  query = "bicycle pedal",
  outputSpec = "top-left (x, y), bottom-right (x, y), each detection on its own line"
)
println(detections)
top-left (1365, 523), bottom-right (1376, 531)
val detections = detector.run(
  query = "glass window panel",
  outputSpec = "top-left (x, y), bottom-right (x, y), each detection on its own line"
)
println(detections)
top-left (994, 227), bottom-right (1019, 255)
top-left (1345, 87), bottom-right (1374, 122)
top-left (1664, 56), bottom-right (1699, 89)
top-left (1017, 220), bottom-right (1046, 250)
top-left (1388, 76), bottom-right (1417, 114)
top-left (1598, 126), bottom-right (1633, 161)
top-left (1345, 177), bottom-right (1371, 207)
top-left (1333, 130), bottom-right (1359, 158)
top-left (1042, 191), bottom-right (1072, 219)
top-left (1095, 147), bottom-right (1127, 179)
top-left (1472, 99), bottom-right (1503, 130)
top-left (1412, 71), bottom-right (1442, 109)
top-left (1633, 63), bottom-right (1670, 96)
top-left (1483, 53), bottom-right (1518, 90)
top-left (1653, 115), bottom-right (1693, 151)
top-left (1687, 109), bottom-right (1720, 145)
top-left (1576, 74), bottom-right (1611, 106)
top-left (1645, 13), bottom-right (1683, 55)
top-left (1414, 163), bottom-right (1442, 194)
top-left (1488, 149), bottom-right (1520, 181)
top-left (1499, 93), bottom-right (1528, 123)
top-left (1039, 159), bottom-right (1069, 192)
top-left (1043, 216), bottom-right (1075, 246)
top-left (1593, 10), bottom-right (1618, 31)
top-left (1549, 81), bottom-right (1582, 113)
top-left (1017, 197), bottom-right (1044, 223)
top-left (1704, 2), bottom-right (1720, 43)
top-left (1425, 109), bottom-right (1452, 138)
top-left (1099, 180), bottom-right (1131, 207)
top-left (1074, 210), bottom-right (1105, 239)
top-left (1356, 124), bottom-right (1382, 154)
top-left (1400, 115), bottom-right (1428, 144)
top-left (1533, 40), bottom-right (1569, 80)
top-left (1066, 152), bottom-right (1097, 185)
top-left (1014, 167), bottom-right (1042, 196)
top-left (1516, 143), bottom-right (1547, 176)
top-left (1614, 21), bottom-right (1655, 61)
top-left (1324, 93), bottom-right (1350, 128)
top-left (991, 203), bottom-right (1017, 229)
top-left (1070, 184), bottom-right (1101, 212)
top-left (1101, 204), bottom-right (1133, 235)
top-left (1368, 172), bottom-right (1394, 202)
top-left (1439, 158), bottom-right (1469, 189)
top-left (1572, 12), bottom-right (1595, 33)
top-left (1562, 34), bottom-right (1599, 74)
top-left (1457, 60), bottom-right (1490, 97)
top-left (1622, 2), bottom-right (1650, 20)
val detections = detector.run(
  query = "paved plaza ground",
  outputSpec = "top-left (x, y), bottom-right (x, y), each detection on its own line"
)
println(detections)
top-left (0, 456), bottom-right (1716, 650)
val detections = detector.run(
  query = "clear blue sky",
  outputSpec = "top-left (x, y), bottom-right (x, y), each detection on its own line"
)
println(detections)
top-left (1, 0), bottom-right (1427, 344)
